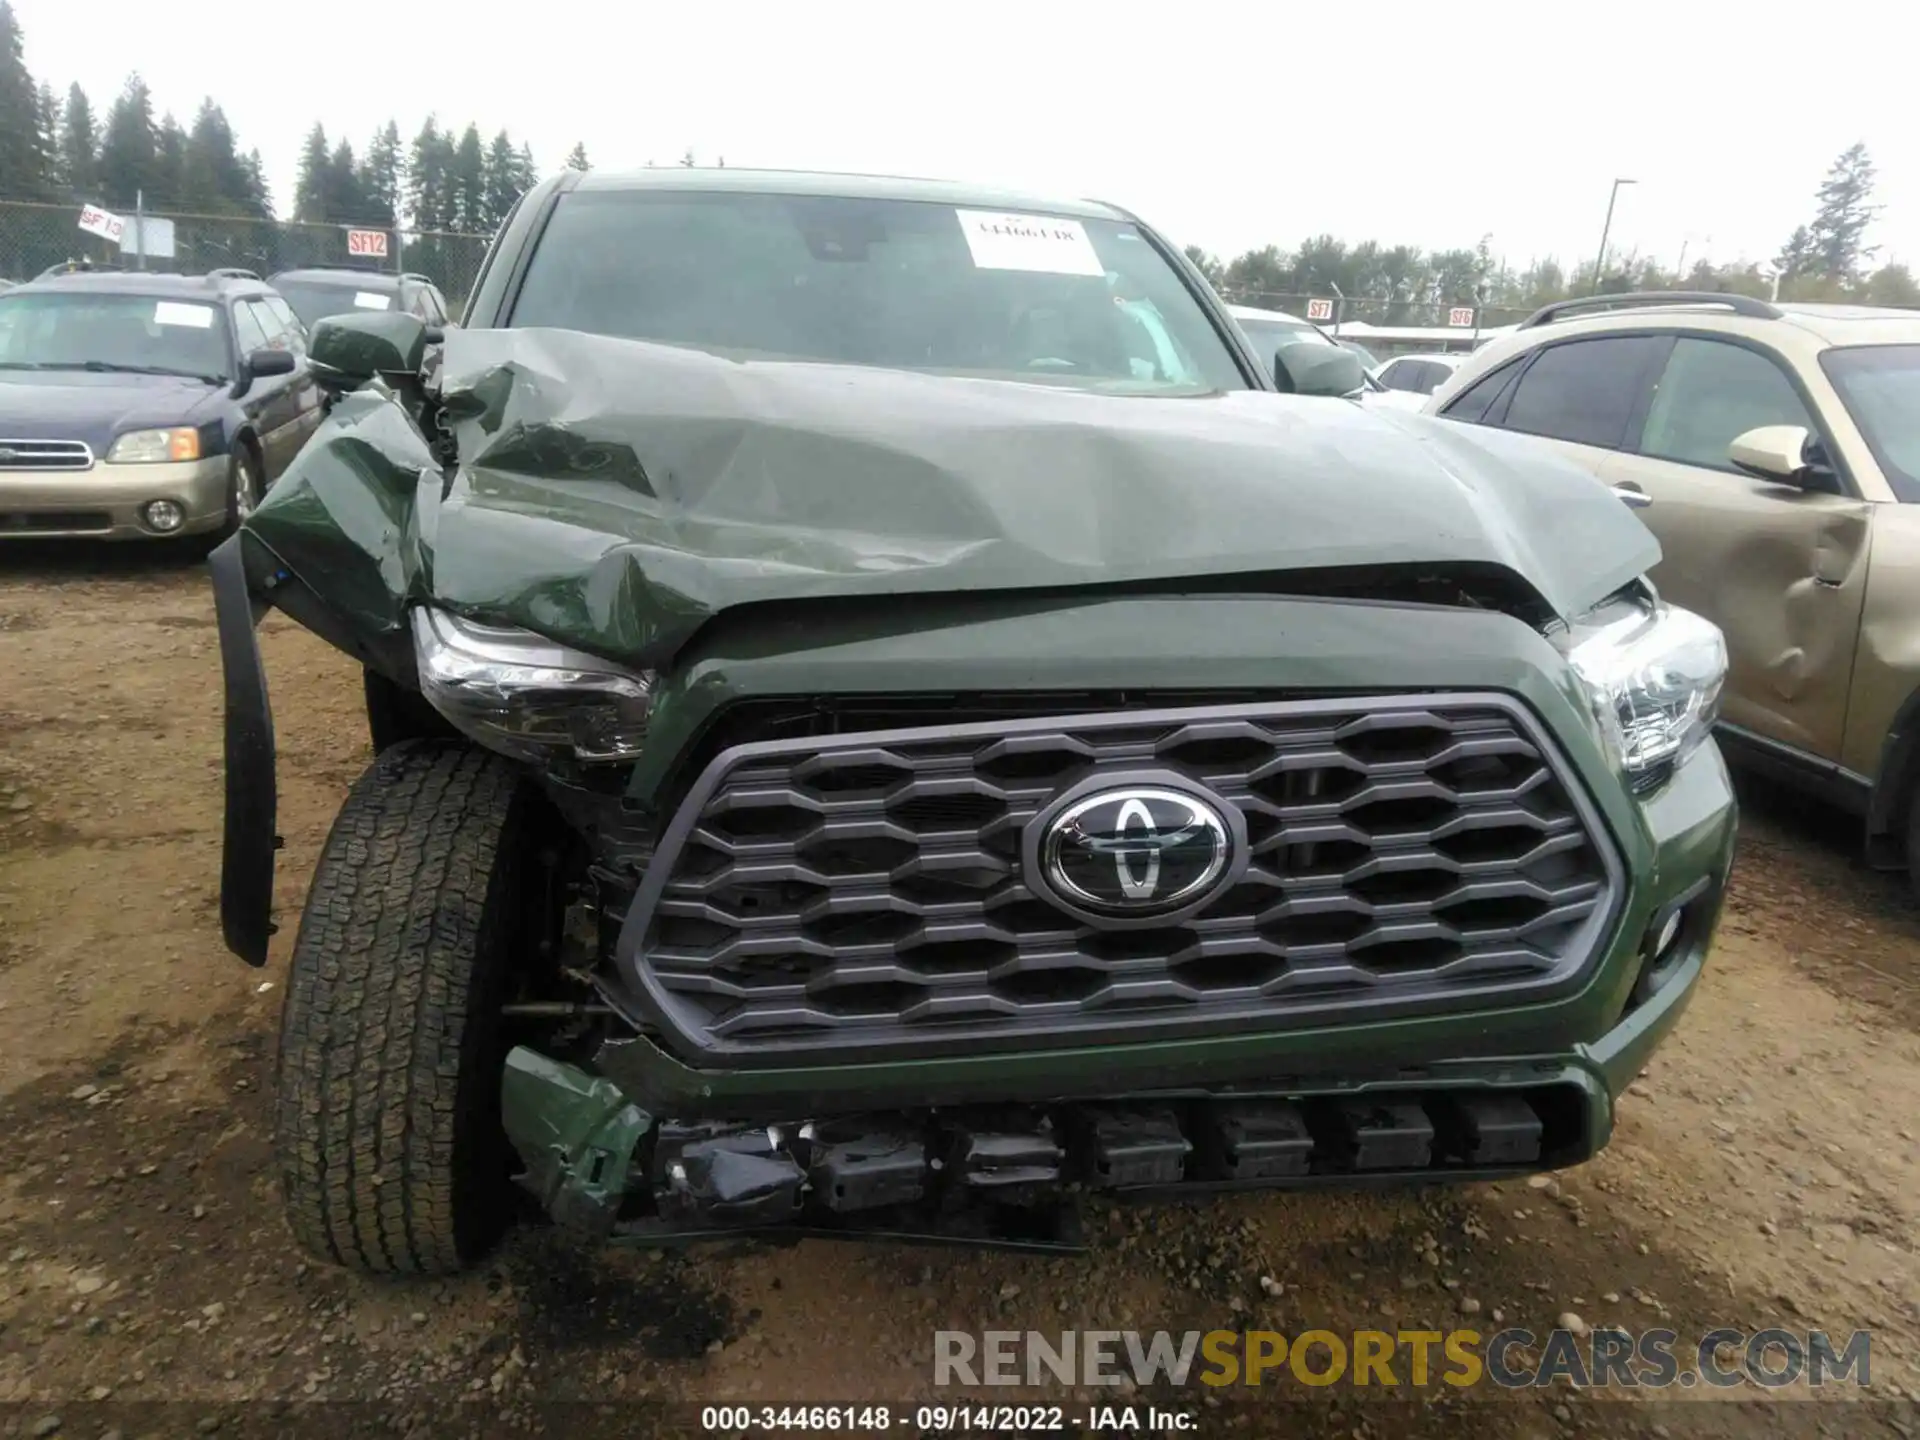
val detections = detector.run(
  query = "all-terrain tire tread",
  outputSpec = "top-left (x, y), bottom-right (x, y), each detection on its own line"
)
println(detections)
top-left (275, 739), bottom-right (522, 1276)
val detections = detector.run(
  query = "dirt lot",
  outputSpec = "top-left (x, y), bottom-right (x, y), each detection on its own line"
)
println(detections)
top-left (2, 550), bottom-right (1919, 1439)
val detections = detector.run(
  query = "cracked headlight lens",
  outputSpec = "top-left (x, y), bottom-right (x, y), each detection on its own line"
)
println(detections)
top-left (410, 606), bottom-right (656, 764)
top-left (1559, 586), bottom-right (1727, 795)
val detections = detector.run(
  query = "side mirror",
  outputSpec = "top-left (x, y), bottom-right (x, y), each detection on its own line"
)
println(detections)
top-left (246, 347), bottom-right (296, 378)
top-left (1273, 342), bottom-right (1367, 399)
top-left (1728, 424), bottom-right (1838, 490)
top-left (307, 310), bottom-right (431, 395)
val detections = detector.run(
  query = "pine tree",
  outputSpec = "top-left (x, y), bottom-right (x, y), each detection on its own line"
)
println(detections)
top-left (0, 1), bottom-right (49, 198)
top-left (153, 113), bottom-right (186, 209)
top-left (239, 148), bottom-right (271, 219)
top-left (405, 117), bottom-right (452, 230)
top-left (357, 120), bottom-right (401, 227)
top-left (325, 138), bottom-right (362, 221)
top-left (182, 100), bottom-right (253, 215)
top-left (564, 141), bottom-right (590, 172)
top-left (480, 129), bottom-right (519, 230)
top-left (292, 122), bottom-right (329, 221)
top-left (33, 81), bottom-right (58, 195)
top-left (451, 123), bottom-right (485, 231)
top-left (59, 84), bottom-right (97, 200)
top-left (97, 74), bottom-right (159, 210)
top-left (1775, 225), bottom-right (1817, 283)
top-left (1807, 142), bottom-right (1878, 283)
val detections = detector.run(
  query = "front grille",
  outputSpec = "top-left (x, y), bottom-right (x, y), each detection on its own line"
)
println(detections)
top-left (0, 439), bottom-right (94, 471)
top-left (616, 695), bottom-right (1623, 1064)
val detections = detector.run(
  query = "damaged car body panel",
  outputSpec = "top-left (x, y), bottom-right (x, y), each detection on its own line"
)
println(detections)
top-left (239, 324), bottom-right (1659, 668)
top-left (214, 168), bottom-right (1736, 1265)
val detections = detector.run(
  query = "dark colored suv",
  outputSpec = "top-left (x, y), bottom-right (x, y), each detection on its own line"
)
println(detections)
top-left (0, 269), bottom-right (323, 541)
top-left (267, 267), bottom-right (453, 331)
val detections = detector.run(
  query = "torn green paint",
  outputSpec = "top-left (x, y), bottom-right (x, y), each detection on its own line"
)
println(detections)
top-left (501, 1045), bottom-right (651, 1238)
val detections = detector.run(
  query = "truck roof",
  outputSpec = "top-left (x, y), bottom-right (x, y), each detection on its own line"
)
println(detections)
top-left (569, 166), bottom-right (1132, 223)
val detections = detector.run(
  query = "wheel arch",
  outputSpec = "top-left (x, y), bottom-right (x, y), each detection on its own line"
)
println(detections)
top-left (1865, 682), bottom-right (1920, 867)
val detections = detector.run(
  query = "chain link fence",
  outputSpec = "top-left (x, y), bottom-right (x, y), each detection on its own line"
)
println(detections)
top-left (0, 200), bottom-right (494, 317)
top-left (1218, 287), bottom-right (1535, 334)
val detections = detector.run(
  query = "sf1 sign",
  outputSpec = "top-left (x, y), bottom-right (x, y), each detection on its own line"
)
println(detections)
top-left (1448, 306), bottom-right (1476, 327)
top-left (1306, 298), bottom-right (1335, 321)
top-left (77, 204), bottom-right (125, 243)
top-left (346, 228), bottom-right (390, 259)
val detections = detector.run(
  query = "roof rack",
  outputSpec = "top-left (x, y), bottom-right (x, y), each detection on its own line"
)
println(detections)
top-left (1519, 291), bottom-right (1784, 330)
top-left (36, 260), bottom-right (129, 279)
top-left (205, 267), bottom-right (262, 282)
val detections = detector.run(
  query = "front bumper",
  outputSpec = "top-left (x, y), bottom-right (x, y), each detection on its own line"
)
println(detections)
top-left (0, 454), bottom-right (229, 539)
top-left (211, 539), bottom-right (1737, 1240)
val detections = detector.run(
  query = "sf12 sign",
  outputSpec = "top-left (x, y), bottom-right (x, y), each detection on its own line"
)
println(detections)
top-left (1306, 298), bottom-right (1335, 321)
top-left (346, 228), bottom-right (390, 259)
top-left (1447, 306), bottom-right (1476, 327)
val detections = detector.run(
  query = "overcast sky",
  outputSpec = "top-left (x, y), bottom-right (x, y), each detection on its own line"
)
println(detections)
top-left (14, 0), bottom-right (1918, 275)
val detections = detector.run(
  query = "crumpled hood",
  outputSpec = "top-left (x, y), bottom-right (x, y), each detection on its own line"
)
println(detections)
top-left (242, 327), bottom-right (1659, 667)
top-left (0, 372), bottom-right (222, 456)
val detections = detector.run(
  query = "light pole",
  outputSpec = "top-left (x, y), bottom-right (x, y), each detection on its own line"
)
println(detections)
top-left (1590, 178), bottom-right (1637, 292)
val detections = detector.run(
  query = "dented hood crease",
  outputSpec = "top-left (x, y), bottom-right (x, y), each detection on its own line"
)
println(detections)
top-left (242, 327), bottom-right (1659, 667)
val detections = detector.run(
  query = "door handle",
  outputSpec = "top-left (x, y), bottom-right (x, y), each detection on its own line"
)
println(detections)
top-left (1610, 482), bottom-right (1652, 509)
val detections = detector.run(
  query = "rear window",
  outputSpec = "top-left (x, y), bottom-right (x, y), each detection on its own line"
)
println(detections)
top-left (273, 277), bottom-right (397, 330)
top-left (1821, 344), bottom-right (1920, 504)
top-left (507, 189), bottom-right (1250, 394)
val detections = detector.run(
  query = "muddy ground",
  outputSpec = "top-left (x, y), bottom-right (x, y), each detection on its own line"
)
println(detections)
top-left (2, 548), bottom-right (1919, 1440)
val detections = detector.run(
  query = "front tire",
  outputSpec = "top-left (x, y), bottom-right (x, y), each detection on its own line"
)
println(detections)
top-left (221, 446), bottom-right (262, 537)
top-left (276, 740), bottom-right (532, 1274)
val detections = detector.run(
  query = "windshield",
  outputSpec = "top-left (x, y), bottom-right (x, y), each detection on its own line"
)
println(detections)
top-left (0, 291), bottom-right (231, 380)
top-left (1821, 345), bottom-right (1920, 503)
top-left (272, 278), bottom-right (395, 331)
top-left (508, 189), bottom-right (1250, 393)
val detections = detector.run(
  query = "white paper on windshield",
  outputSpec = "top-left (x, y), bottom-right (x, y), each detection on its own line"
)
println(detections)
top-left (353, 292), bottom-right (392, 310)
top-left (956, 210), bottom-right (1105, 277)
top-left (153, 302), bottom-right (214, 329)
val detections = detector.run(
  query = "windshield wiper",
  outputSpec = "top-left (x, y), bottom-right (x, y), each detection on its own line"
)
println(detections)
top-left (71, 360), bottom-right (226, 383)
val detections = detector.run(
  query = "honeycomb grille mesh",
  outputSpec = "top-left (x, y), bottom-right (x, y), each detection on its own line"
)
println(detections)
top-left (624, 698), bottom-right (1620, 1061)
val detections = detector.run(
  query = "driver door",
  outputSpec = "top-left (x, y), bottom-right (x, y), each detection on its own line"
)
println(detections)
top-left (1598, 334), bottom-right (1872, 760)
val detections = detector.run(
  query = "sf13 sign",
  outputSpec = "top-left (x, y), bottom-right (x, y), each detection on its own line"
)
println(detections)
top-left (1448, 306), bottom-right (1476, 327)
top-left (1305, 298), bottom-right (1334, 321)
top-left (346, 229), bottom-right (390, 258)
top-left (77, 204), bottom-right (125, 243)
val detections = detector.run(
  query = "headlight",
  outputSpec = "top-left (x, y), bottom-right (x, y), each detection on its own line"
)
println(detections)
top-left (410, 607), bottom-right (656, 764)
top-left (107, 427), bottom-right (201, 463)
top-left (1558, 586), bottom-right (1726, 795)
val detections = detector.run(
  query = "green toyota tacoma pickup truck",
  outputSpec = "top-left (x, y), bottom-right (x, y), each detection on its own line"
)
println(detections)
top-left (210, 168), bottom-right (1737, 1275)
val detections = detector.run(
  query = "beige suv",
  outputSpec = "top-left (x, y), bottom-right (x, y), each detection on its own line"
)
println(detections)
top-left (1425, 292), bottom-right (1920, 890)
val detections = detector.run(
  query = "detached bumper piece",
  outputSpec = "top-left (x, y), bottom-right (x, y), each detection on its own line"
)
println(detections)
top-left (501, 1047), bottom-right (1583, 1253)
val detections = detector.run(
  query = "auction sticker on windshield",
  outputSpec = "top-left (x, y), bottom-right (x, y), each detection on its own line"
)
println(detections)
top-left (353, 292), bottom-right (392, 310)
top-left (153, 302), bottom-right (214, 328)
top-left (957, 210), bottom-right (1105, 277)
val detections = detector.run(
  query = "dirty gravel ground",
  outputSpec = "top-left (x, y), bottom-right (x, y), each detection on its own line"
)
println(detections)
top-left (3, 550), bottom-right (1920, 1440)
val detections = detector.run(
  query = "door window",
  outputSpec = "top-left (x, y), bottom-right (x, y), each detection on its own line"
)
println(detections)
top-left (1499, 335), bottom-right (1666, 449)
top-left (1639, 337), bottom-right (1818, 471)
top-left (261, 296), bottom-right (306, 355)
top-left (231, 301), bottom-right (269, 354)
top-left (1439, 358), bottom-right (1523, 424)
